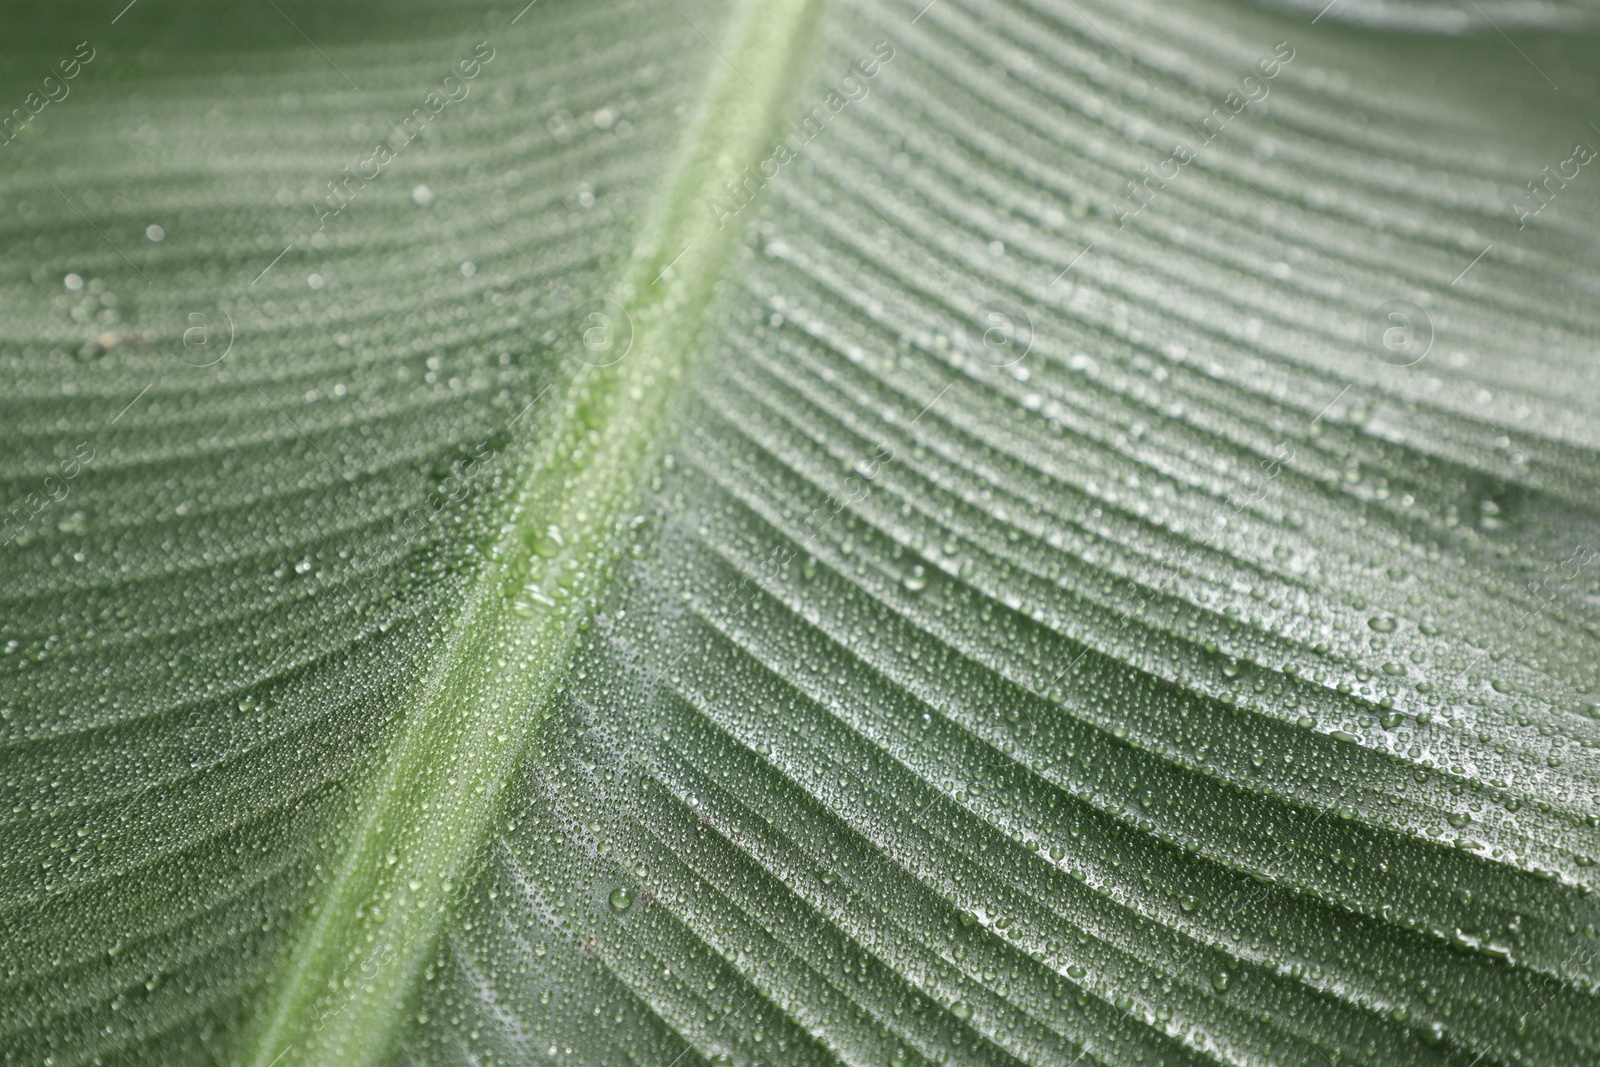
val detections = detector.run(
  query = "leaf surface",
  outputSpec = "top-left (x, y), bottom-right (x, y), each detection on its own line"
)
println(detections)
top-left (2, 1), bottom-right (1598, 1065)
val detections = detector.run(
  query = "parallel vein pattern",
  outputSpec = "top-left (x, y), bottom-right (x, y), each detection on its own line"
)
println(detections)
top-left (411, 0), bottom-right (1600, 1065)
top-left (2, 0), bottom-right (1598, 1065)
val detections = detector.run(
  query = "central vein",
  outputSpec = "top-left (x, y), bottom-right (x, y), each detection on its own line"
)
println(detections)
top-left (240, 1), bottom-right (819, 1062)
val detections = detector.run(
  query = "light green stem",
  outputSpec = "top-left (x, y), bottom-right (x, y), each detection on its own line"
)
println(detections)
top-left (238, 1), bottom-right (818, 1062)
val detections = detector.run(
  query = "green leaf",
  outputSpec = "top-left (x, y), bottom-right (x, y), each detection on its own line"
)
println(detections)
top-left (3, 1), bottom-right (1598, 1066)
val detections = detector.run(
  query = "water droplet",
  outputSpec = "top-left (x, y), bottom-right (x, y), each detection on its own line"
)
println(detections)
top-left (513, 583), bottom-right (558, 616)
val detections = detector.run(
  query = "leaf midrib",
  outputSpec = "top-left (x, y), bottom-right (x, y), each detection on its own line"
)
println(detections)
top-left (237, 2), bottom-right (820, 1063)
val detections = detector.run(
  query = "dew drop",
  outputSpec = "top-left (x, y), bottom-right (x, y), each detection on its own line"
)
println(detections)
top-left (902, 564), bottom-right (928, 593)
